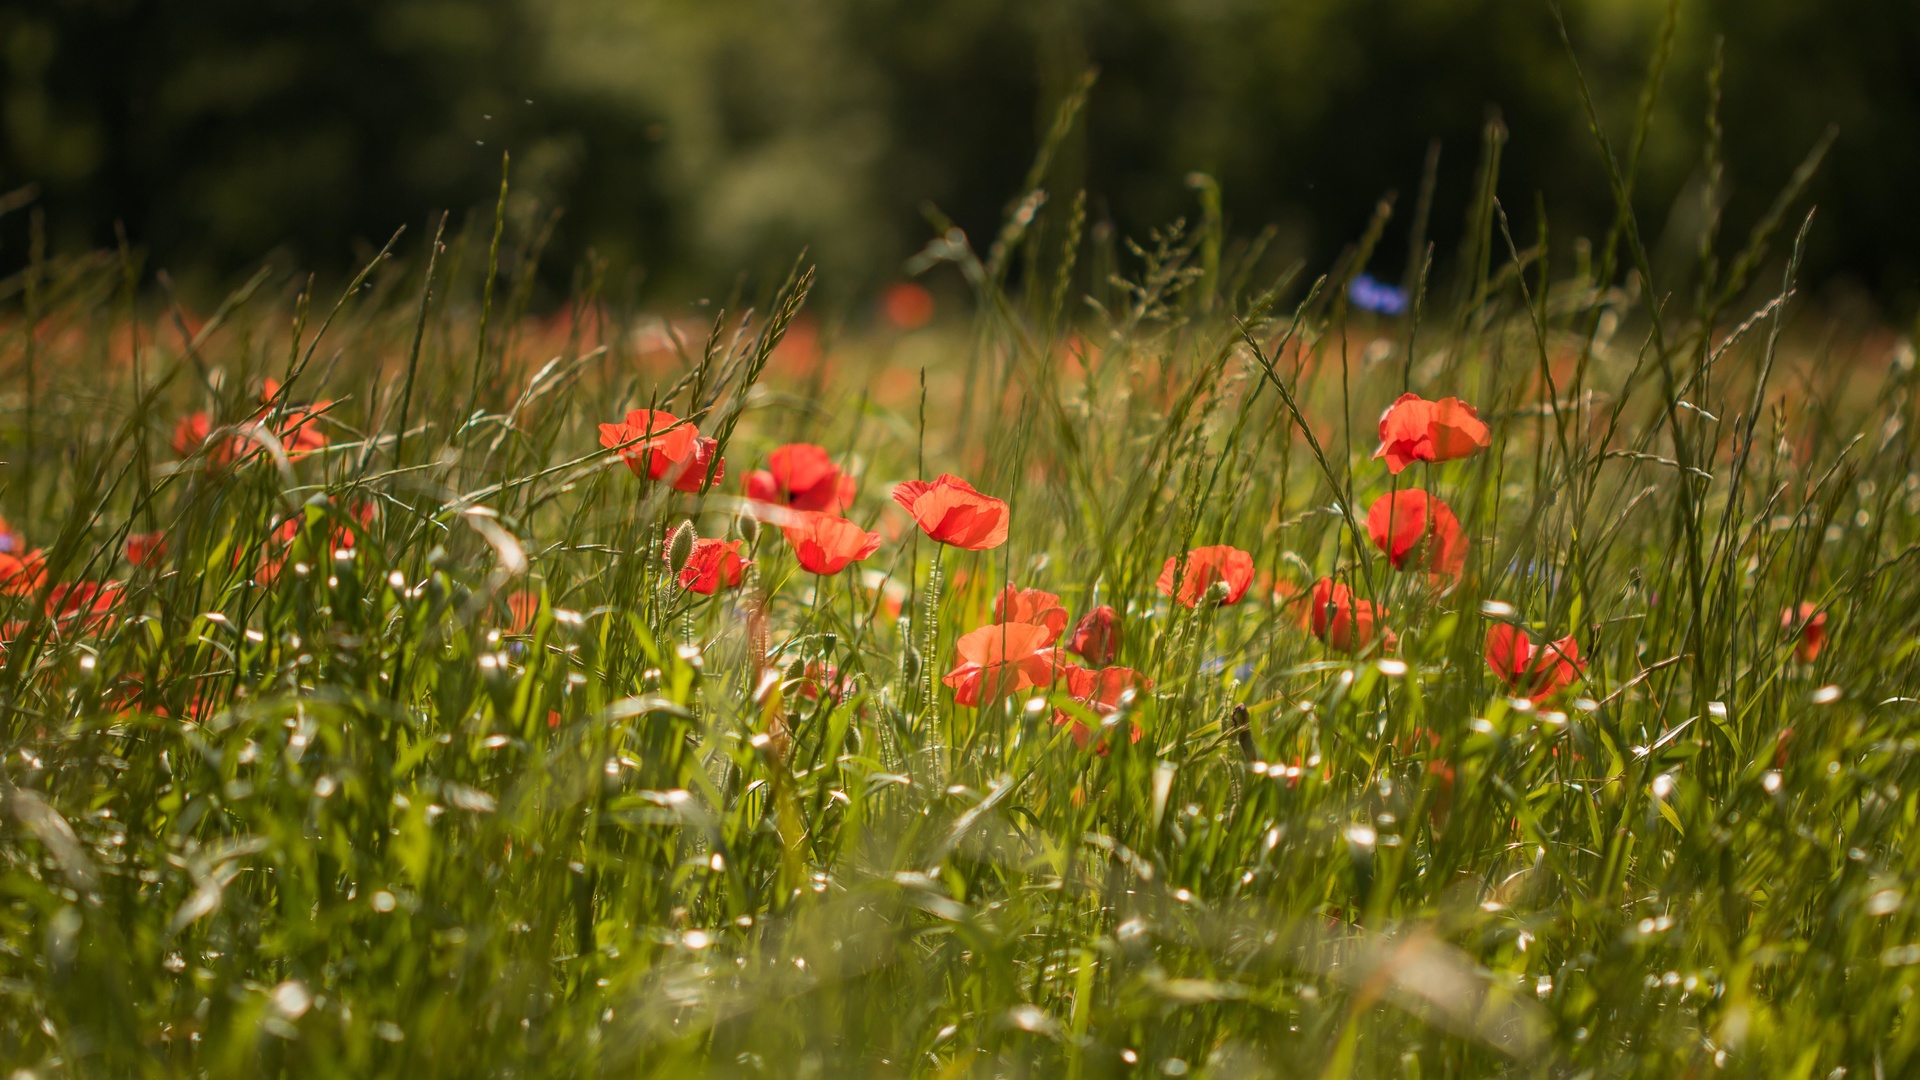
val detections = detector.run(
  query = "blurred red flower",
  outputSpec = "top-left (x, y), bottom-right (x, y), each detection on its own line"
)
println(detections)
top-left (1067, 605), bottom-right (1122, 666)
top-left (0, 516), bottom-right (25, 556)
top-left (745, 443), bottom-right (856, 514)
top-left (1782, 602), bottom-right (1827, 663)
top-left (47, 581), bottom-right (123, 635)
top-left (942, 622), bottom-right (1063, 707)
top-left (1374, 393), bottom-right (1491, 474)
top-left (507, 590), bottom-right (541, 633)
top-left (1485, 623), bottom-right (1584, 700)
top-left (126, 531), bottom-right (167, 567)
top-left (1055, 664), bottom-right (1152, 751)
top-left (679, 539), bottom-right (752, 594)
top-left (892, 474), bottom-right (1009, 550)
top-left (781, 511), bottom-right (881, 574)
top-left (0, 550), bottom-right (47, 596)
top-left (1366, 489), bottom-right (1468, 578)
top-left (1157, 545), bottom-right (1254, 608)
top-left (599, 409), bottom-right (724, 493)
top-left (1307, 579), bottom-right (1390, 653)
top-left (994, 585), bottom-right (1068, 642)
top-left (881, 282), bottom-right (935, 330)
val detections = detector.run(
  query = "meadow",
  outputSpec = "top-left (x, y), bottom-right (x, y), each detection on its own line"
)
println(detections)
top-left (2, 84), bottom-right (1919, 1079)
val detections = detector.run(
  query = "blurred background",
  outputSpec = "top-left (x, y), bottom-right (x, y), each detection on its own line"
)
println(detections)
top-left (2, 0), bottom-right (1915, 313)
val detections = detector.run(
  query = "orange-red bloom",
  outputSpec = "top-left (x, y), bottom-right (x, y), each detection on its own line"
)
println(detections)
top-left (1782, 602), bottom-right (1827, 663)
top-left (781, 511), bottom-right (882, 575)
top-left (1485, 623), bottom-right (1584, 700)
top-left (1374, 393), bottom-right (1491, 474)
top-left (1157, 546), bottom-right (1255, 608)
top-left (1055, 664), bottom-right (1152, 751)
top-left (599, 409), bottom-right (725, 493)
top-left (942, 622), bottom-right (1063, 706)
top-left (1067, 605), bottom-right (1122, 666)
top-left (881, 282), bottom-right (935, 330)
top-left (507, 590), bottom-right (541, 633)
top-left (994, 585), bottom-right (1068, 642)
top-left (892, 474), bottom-right (1009, 550)
top-left (0, 550), bottom-right (47, 596)
top-left (47, 581), bottom-right (123, 635)
top-left (172, 412), bottom-right (242, 467)
top-left (1307, 579), bottom-right (1390, 653)
top-left (745, 443), bottom-right (856, 514)
top-left (126, 531), bottom-right (167, 567)
top-left (679, 539), bottom-right (752, 594)
top-left (1366, 489), bottom-right (1468, 578)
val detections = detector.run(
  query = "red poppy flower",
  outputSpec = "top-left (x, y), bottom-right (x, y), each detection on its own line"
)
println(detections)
top-left (892, 474), bottom-right (1009, 550)
top-left (273, 406), bottom-right (331, 457)
top-left (678, 539), bottom-right (752, 594)
top-left (745, 443), bottom-right (856, 514)
top-left (795, 661), bottom-right (857, 705)
top-left (1366, 489), bottom-right (1468, 578)
top-left (1782, 602), bottom-right (1827, 663)
top-left (126, 531), bottom-right (167, 567)
top-left (0, 550), bottom-right (47, 596)
top-left (781, 511), bottom-right (882, 575)
top-left (1156, 546), bottom-right (1255, 608)
top-left (1067, 605), bottom-right (1122, 665)
top-left (1374, 393), bottom-right (1491, 474)
top-left (994, 585), bottom-right (1068, 642)
top-left (1307, 579), bottom-right (1391, 653)
top-left (172, 412), bottom-right (244, 467)
top-left (942, 622), bottom-right (1064, 706)
top-left (1485, 623), bottom-right (1584, 700)
top-left (507, 590), bottom-right (541, 633)
top-left (1055, 664), bottom-right (1152, 751)
top-left (881, 282), bottom-right (935, 330)
top-left (599, 409), bottom-right (725, 493)
top-left (46, 581), bottom-right (123, 635)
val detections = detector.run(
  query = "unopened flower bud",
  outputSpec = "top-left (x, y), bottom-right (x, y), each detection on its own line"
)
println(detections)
top-left (666, 520), bottom-right (696, 575)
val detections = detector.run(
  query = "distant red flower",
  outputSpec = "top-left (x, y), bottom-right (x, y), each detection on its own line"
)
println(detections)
top-left (1307, 579), bottom-right (1391, 653)
top-left (1156, 545), bottom-right (1254, 608)
top-left (1067, 605), bottom-right (1122, 666)
top-left (892, 474), bottom-right (1009, 550)
top-left (0, 550), bottom-right (47, 596)
top-left (46, 581), bottom-right (123, 635)
top-left (795, 661), bottom-right (858, 705)
top-left (1366, 489), bottom-right (1468, 578)
top-left (678, 539), bottom-right (752, 594)
top-left (781, 511), bottom-right (882, 575)
top-left (1485, 623), bottom-right (1584, 700)
top-left (0, 516), bottom-right (24, 556)
top-left (745, 443), bottom-right (856, 514)
top-left (507, 590), bottom-right (541, 633)
top-left (942, 622), bottom-right (1063, 707)
top-left (1055, 664), bottom-right (1152, 751)
top-left (172, 412), bottom-right (241, 467)
top-left (126, 531), bottom-right (167, 567)
top-left (599, 409), bottom-right (724, 493)
top-left (1374, 393), bottom-right (1491, 474)
top-left (880, 282), bottom-right (935, 330)
top-left (994, 585), bottom-right (1068, 642)
top-left (1782, 602), bottom-right (1827, 663)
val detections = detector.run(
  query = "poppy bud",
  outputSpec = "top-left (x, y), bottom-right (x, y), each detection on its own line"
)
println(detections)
top-left (784, 656), bottom-right (807, 683)
top-left (667, 521), bottom-right (696, 575)
top-left (1068, 605), bottom-right (1122, 665)
top-left (736, 515), bottom-right (759, 545)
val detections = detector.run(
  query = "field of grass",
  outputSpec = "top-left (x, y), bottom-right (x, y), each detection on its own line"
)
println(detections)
top-left (4, 87), bottom-right (1920, 1078)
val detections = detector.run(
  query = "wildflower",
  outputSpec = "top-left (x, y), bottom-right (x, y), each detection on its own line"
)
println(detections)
top-left (678, 539), bottom-right (752, 594)
top-left (1348, 273), bottom-right (1409, 316)
top-left (745, 443), bottom-right (856, 514)
top-left (892, 474), bottom-right (1010, 550)
top-left (1067, 605), bottom-right (1122, 665)
top-left (0, 550), bottom-right (48, 596)
top-left (1374, 393), bottom-right (1491, 474)
top-left (172, 412), bottom-right (241, 467)
top-left (1055, 664), bottom-right (1152, 751)
top-left (781, 511), bottom-right (881, 575)
top-left (1485, 623), bottom-right (1584, 700)
top-left (126, 531), bottom-right (167, 567)
top-left (1366, 489), bottom-right (1467, 578)
top-left (1782, 602), bottom-right (1827, 663)
top-left (994, 585), bottom-right (1068, 642)
top-left (47, 581), bottom-right (123, 635)
top-left (795, 661), bottom-right (857, 705)
top-left (942, 622), bottom-right (1062, 707)
top-left (599, 409), bottom-right (725, 493)
top-left (0, 517), bottom-right (23, 555)
top-left (1156, 545), bottom-right (1255, 608)
top-left (507, 590), bottom-right (541, 633)
top-left (1307, 579), bottom-right (1390, 653)
top-left (880, 282), bottom-right (935, 330)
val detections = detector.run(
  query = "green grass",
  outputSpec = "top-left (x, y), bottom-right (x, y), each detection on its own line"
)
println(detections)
top-left (3, 84), bottom-right (1920, 1079)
